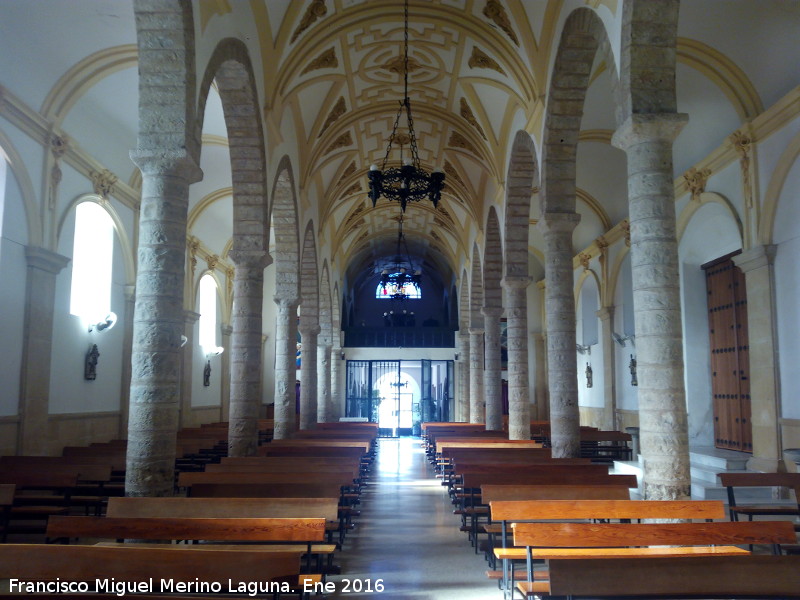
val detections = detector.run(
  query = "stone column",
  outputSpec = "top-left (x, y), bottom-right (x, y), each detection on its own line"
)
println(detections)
top-left (597, 306), bottom-right (617, 431)
top-left (179, 311), bottom-right (200, 429)
top-left (503, 276), bottom-right (532, 440)
top-left (299, 323), bottom-right (320, 430)
top-left (227, 252), bottom-right (268, 456)
top-left (733, 245), bottom-right (783, 471)
top-left (331, 345), bottom-right (344, 421)
top-left (612, 113), bottom-right (690, 500)
top-left (539, 212), bottom-right (581, 457)
top-left (17, 246), bottom-right (70, 455)
top-left (483, 307), bottom-right (504, 431)
top-left (126, 154), bottom-right (202, 497)
top-left (219, 324), bottom-right (232, 422)
top-left (272, 297), bottom-right (299, 439)
top-left (469, 327), bottom-right (485, 424)
top-left (317, 343), bottom-right (332, 423)
top-left (533, 332), bottom-right (549, 421)
top-left (456, 331), bottom-right (470, 422)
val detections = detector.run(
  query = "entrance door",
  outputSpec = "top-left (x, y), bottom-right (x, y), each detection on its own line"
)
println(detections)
top-left (703, 254), bottom-right (752, 452)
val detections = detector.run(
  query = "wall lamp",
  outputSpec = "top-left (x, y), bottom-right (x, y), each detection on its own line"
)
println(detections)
top-left (88, 312), bottom-right (117, 333)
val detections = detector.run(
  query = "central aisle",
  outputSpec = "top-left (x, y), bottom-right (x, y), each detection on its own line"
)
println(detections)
top-left (329, 437), bottom-right (498, 599)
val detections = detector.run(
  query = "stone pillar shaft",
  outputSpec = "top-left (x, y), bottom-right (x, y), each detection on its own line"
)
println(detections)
top-left (733, 245), bottom-right (783, 471)
top-left (272, 298), bottom-right (299, 439)
top-left (228, 254), bottom-right (267, 457)
top-left (126, 156), bottom-right (201, 497)
top-left (331, 345), bottom-right (344, 421)
top-left (613, 113), bottom-right (690, 500)
top-left (317, 344), bottom-right (332, 423)
top-left (17, 247), bottom-right (70, 455)
top-left (456, 331), bottom-right (470, 422)
top-left (597, 306), bottom-right (617, 431)
top-left (539, 213), bottom-right (581, 457)
top-left (299, 325), bottom-right (320, 430)
top-left (469, 328), bottom-right (485, 424)
top-left (504, 277), bottom-right (531, 440)
top-left (179, 311), bottom-right (200, 429)
top-left (483, 307), bottom-right (504, 431)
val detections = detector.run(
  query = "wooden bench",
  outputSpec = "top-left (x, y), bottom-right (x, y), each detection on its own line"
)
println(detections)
top-left (0, 483), bottom-right (13, 542)
top-left (509, 520), bottom-right (797, 599)
top-left (540, 555), bottom-right (800, 599)
top-left (0, 543), bottom-right (318, 599)
top-left (719, 472), bottom-right (800, 521)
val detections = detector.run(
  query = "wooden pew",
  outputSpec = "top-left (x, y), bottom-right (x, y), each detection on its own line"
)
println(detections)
top-left (0, 483), bottom-right (13, 542)
top-left (542, 555), bottom-right (800, 599)
top-left (509, 520), bottom-right (798, 599)
top-left (177, 471), bottom-right (359, 493)
top-left (0, 543), bottom-right (316, 599)
top-left (718, 472), bottom-right (800, 521)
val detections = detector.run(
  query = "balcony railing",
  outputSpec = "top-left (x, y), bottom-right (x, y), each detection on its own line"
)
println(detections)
top-left (343, 326), bottom-right (455, 348)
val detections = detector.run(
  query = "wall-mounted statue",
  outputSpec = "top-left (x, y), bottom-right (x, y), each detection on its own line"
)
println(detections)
top-left (203, 360), bottom-right (211, 387)
top-left (585, 362), bottom-right (593, 388)
top-left (85, 344), bottom-right (100, 380)
top-left (629, 354), bottom-right (638, 387)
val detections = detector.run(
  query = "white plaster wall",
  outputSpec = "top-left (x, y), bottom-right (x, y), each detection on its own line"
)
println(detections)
top-left (577, 274), bottom-right (604, 409)
top-left (614, 253), bottom-right (638, 411)
top-left (773, 152), bottom-right (800, 420)
top-left (678, 201), bottom-right (742, 446)
top-left (261, 261), bottom-right (277, 406)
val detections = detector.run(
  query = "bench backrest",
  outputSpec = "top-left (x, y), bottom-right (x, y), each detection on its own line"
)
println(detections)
top-left (178, 471), bottom-right (355, 488)
top-left (481, 484), bottom-right (631, 502)
top-left (511, 520), bottom-right (797, 548)
top-left (462, 472), bottom-right (637, 488)
top-left (107, 496), bottom-right (339, 521)
top-left (0, 543), bottom-right (303, 584)
top-left (452, 464), bottom-right (608, 477)
top-left (0, 464), bottom-right (111, 483)
top-left (546, 555), bottom-right (800, 599)
top-left (257, 446), bottom-right (366, 457)
top-left (0, 483), bottom-right (15, 505)
top-left (46, 516), bottom-right (326, 542)
top-left (0, 469), bottom-right (78, 488)
top-left (490, 499), bottom-right (726, 522)
top-left (719, 472), bottom-right (800, 488)
top-left (1, 455), bottom-right (126, 472)
top-left (189, 482), bottom-right (344, 498)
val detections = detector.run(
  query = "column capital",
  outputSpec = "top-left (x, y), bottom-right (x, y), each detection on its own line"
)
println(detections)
top-left (25, 245), bottom-right (70, 274)
top-left (273, 295), bottom-right (300, 308)
top-left (184, 310), bottom-right (201, 324)
top-left (298, 324), bottom-right (321, 336)
top-left (129, 149), bottom-right (203, 183)
top-left (468, 327), bottom-right (485, 335)
top-left (220, 324), bottom-right (233, 337)
top-left (228, 250), bottom-right (271, 270)
top-left (481, 306), bottom-right (504, 318)
top-left (502, 275), bottom-right (532, 290)
top-left (537, 212), bottom-right (580, 235)
top-left (596, 305), bottom-right (615, 321)
top-left (732, 245), bottom-right (777, 273)
top-left (611, 113), bottom-right (689, 150)
top-left (124, 284), bottom-right (136, 302)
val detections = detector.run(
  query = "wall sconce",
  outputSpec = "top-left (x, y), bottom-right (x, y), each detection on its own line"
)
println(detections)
top-left (340, 351), bottom-right (346, 361)
top-left (613, 332), bottom-right (636, 347)
top-left (88, 312), bottom-right (117, 333)
top-left (180, 335), bottom-right (188, 348)
top-left (205, 346), bottom-right (224, 358)
top-left (454, 352), bottom-right (459, 361)
top-left (576, 343), bottom-right (592, 355)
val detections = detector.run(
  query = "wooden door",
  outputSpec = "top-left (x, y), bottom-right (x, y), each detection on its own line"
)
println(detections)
top-left (703, 254), bottom-right (752, 452)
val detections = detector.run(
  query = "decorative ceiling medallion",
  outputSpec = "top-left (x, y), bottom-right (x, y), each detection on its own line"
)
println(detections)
top-left (301, 47), bottom-right (338, 74)
top-left (391, 214), bottom-right (403, 224)
top-left (326, 131), bottom-right (353, 153)
top-left (320, 96), bottom-right (347, 137)
top-left (91, 169), bottom-right (118, 198)
top-left (448, 131), bottom-right (478, 155)
top-left (291, 0), bottom-right (327, 44)
top-left (392, 132), bottom-right (412, 146)
top-left (459, 98), bottom-right (486, 140)
top-left (468, 46), bottom-right (506, 74)
top-left (383, 54), bottom-right (422, 75)
top-left (483, 0), bottom-right (519, 46)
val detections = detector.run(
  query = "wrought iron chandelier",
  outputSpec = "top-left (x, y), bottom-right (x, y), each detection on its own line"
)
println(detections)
top-left (367, 0), bottom-right (445, 213)
top-left (379, 214), bottom-right (421, 301)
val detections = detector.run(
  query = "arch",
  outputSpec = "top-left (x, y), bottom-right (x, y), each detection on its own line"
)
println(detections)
top-left (575, 268), bottom-right (602, 307)
top-left (0, 131), bottom-right (41, 247)
top-left (484, 207), bottom-right (503, 309)
top-left (541, 7), bottom-right (619, 214)
top-left (459, 270), bottom-right (470, 329)
top-left (469, 244), bottom-right (484, 329)
top-left (57, 194), bottom-right (137, 286)
top-left (759, 128), bottom-right (800, 245)
top-left (299, 221), bottom-right (320, 323)
top-left (199, 38), bottom-right (269, 258)
top-left (270, 157), bottom-right (301, 300)
top-left (504, 131), bottom-right (538, 279)
top-left (677, 192), bottom-right (743, 244)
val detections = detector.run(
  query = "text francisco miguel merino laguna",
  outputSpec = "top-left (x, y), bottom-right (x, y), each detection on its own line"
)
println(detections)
top-left (8, 578), bottom-right (314, 596)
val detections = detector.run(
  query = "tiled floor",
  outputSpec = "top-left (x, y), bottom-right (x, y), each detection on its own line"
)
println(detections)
top-left (327, 437), bottom-right (498, 599)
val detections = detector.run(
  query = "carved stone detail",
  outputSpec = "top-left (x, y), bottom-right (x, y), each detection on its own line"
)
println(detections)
top-left (683, 166), bottom-right (711, 202)
top-left (483, 0), bottom-right (519, 45)
top-left (207, 254), bottom-right (219, 271)
top-left (340, 161), bottom-right (357, 181)
top-left (326, 131), bottom-right (352, 153)
top-left (468, 46), bottom-right (506, 74)
top-left (301, 47), bottom-right (337, 74)
top-left (448, 131), bottom-right (478, 155)
top-left (319, 96), bottom-right (346, 137)
top-left (579, 253), bottom-right (591, 271)
top-left (50, 134), bottom-right (68, 158)
top-left (91, 169), bottom-right (118, 198)
top-left (343, 182), bottom-right (361, 195)
top-left (345, 203), bottom-right (366, 226)
top-left (621, 219), bottom-right (631, 247)
top-left (436, 205), bottom-right (454, 223)
top-left (291, 0), bottom-right (327, 44)
top-left (188, 237), bottom-right (200, 276)
top-left (444, 160), bottom-right (464, 184)
top-left (730, 131), bottom-right (753, 208)
top-left (460, 98), bottom-right (486, 139)
top-left (383, 55), bottom-right (421, 75)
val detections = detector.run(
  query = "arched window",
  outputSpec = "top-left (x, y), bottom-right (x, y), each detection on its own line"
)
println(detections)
top-left (70, 201), bottom-right (114, 324)
top-left (198, 273), bottom-right (221, 354)
top-left (375, 272), bottom-right (422, 299)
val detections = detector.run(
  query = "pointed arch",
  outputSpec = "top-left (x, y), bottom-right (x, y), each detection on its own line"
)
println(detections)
top-left (298, 221), bottom-right (320, 430)
top-left (318, 261), bottom-right (334, 423)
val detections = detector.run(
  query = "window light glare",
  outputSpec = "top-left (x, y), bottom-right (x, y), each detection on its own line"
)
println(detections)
top-left (70, 202), bottom-right (113, 324)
